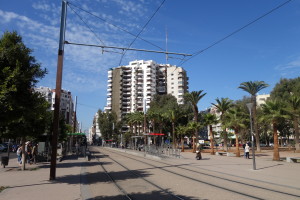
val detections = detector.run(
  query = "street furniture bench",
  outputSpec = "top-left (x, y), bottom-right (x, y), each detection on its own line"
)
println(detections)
top-left (227, 152), bottom-right (236, 157)
top-left (216, 152), bottom-right (227, 156)
top-left (286, 157), bottom-right (300, 163)
top-left (215, 152), bottom-right (235, 157)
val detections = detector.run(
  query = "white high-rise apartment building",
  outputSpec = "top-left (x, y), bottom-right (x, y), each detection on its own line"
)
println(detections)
top-left (104, 60), bottom-right (189, 121)
top-left (34, 86), bottom-right (75, 125)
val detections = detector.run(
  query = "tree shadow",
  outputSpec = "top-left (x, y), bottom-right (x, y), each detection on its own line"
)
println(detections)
top-left (53, 168), bottom-right (152, 185)
top-left (37, 154), bottom-right (105, 169)
top-left (85, 190), bottom-right (204, 200)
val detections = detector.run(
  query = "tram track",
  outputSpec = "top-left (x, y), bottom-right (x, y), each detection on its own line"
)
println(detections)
top-left (93, 149), bottom-right (185, 200)
top-left (95, 154), bottom-right (133, 200)
top-left (99, 147), bottom-right (300, 200)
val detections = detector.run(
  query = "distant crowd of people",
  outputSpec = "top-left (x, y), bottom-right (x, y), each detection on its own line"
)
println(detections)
top-left (16, 141), bottom-right (38, 165)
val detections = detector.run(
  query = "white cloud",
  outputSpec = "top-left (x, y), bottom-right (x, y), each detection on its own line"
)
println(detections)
top-left (0, 10), bottom-right (18, 23)
top-left (275, 56), bottom-right (300, 78)
top-left (112, 0), bottom-right (148, 19)
top-left (276, 57), bottom-right (300, 70)
top-left (0, 1), bottom-right (146, 93)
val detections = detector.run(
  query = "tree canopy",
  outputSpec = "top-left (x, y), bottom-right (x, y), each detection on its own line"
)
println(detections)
top-left (270, 77), bottom-right (300, 100)
top-left (0, 31), bottom-right (48, 139)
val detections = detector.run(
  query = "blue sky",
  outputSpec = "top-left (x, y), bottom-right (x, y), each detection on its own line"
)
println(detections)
top-left (1, 0), bottom-right (300, 131)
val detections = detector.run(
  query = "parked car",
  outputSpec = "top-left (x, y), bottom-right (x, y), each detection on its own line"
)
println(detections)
top-left (0, 144), bottom-right (8, 152)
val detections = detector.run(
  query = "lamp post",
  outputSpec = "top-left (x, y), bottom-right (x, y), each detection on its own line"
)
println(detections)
top-left (246, 103), bottom-right (256, 170)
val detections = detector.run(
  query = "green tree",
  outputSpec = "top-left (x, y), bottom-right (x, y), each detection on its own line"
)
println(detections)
top-left (284, 95), bottom-right (300, 151)
top-left (270, 77), bottom-right (300, 100)
top-left (211, 97), bottom-right (232, 151)
top-left (261, 100), bottom-right (289, 161)
top-left (238, 81), bottom-right (269, 152)
top-left (147, 94), bottom-right (181, 145)
top-left (176, 125), bottom-right (191, 152)
top-left (224, 106), bottom-right (247, 157)
top-left (163, 108), bottom-right (183, 148)
top-left (202, 113), bottom-right (218, 155)
top-left (184, 90), bottom-right (206, 153)
top-left (0, 31), bottom-right (48, 170)
top-left (97, 110), bottom-right (117, 141)
top-left (187, 121), bottom-right (202, 154)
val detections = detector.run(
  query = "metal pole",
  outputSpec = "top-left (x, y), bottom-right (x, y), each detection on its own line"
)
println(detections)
top-left (50, 0), bottom-right (67, 180)
top-left (249, 108), bottom-right (256, 170)
top-left (73, 96), bottom-right (77, 132)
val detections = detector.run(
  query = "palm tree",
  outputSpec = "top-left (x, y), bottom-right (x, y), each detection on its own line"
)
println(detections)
top-left (164, 109), bottom-right (181, 149)
top-left (285, 95), bottom-right (300, 152)
top-left (202, 113), bottom-right (218, 155)
top-left (187, 121), bottom-right (202, 154)
top-left (147, 110), bottom-right (159, 133)
top-left (125, 113), bottom-right (134, 134)
top-left (224, 106), bottom-right (247, 157)
top-left (211, 97), bottom-right (232, 151)
top-left (184, 90), bottom-right (206, 153)
top-left (176, 125), bottom-right (190, 152)
top-left (238, 81), bottom-right (269, 152)
top-left (125, 112), bottom-right (137, 149)
top-left (261, 100), bottom-right (289, 161)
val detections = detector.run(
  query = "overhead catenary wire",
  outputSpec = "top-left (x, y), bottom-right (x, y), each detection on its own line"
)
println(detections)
top-left (118, 0), bottom-right (166, 65)
top-left (64, 41), bottom-right (191, 56)
top-left (68, 3), bottom-right (105, 46)
top-left (67, 2), bottom-right (165, 52)
top-left (178, 0), bottom-right (293, 66)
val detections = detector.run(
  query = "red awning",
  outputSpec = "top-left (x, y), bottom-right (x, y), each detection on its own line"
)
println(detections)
top-left (148, 133), bottom-right (165, 136)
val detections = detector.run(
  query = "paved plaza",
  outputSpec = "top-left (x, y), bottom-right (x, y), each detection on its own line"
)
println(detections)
top-left (0, 146), bottom-right (300, 200)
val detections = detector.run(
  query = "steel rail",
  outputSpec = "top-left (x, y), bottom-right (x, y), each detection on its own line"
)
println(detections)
top-left (94, 155), bottom-right (133, 200)
top-left (102, 147), bottom-right (300, 199)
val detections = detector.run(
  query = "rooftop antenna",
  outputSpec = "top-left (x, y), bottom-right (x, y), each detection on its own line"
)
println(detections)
top-left (165, 26), bottom-right (168, 64)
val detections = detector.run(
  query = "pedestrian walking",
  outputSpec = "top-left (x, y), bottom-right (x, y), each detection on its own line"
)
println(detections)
top-left (16, 145), bottom-right (22, 165)
top-left (32, 144), bottom-right (38, 164)
top-left (245, 143), bottom-right (250, 159)
top-left (25, 142), bottom-right (32, 164)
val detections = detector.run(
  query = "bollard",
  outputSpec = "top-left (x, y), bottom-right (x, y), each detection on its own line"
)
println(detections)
top-left (1, 156), bottom-right (9, 168)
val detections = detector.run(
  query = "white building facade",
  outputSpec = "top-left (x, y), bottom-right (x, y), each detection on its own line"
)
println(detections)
top-left (35, 86), bottom-right (75, 125)
top-left (256, 94), bottom-right (270, 107)
top-left (104, 60), bottom-right (189, 121)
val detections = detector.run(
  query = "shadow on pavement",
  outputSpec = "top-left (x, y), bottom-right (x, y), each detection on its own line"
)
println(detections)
top-left (55, 168), bottom-right (152, 185)
top-left (257, 163), bottom-right (284, 170)
top-left (85, 190), bottom-right (203, 200)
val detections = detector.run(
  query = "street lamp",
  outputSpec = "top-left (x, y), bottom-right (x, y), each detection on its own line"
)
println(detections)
top-left (246, 103), bottom-right (256, 170)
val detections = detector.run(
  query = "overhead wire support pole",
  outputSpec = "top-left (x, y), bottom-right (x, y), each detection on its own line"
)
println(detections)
top-left (64, 41), bottom-right (192, 57)
top-left (50, 0), bottom-right (67, 181)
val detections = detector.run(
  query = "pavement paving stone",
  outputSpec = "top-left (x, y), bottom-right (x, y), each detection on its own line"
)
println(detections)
top-left (0, 148), bottom-right (299, 200)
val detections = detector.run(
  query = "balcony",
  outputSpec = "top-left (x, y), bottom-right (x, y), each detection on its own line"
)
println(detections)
top-left (123, 92), bottom-right (131, 96)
